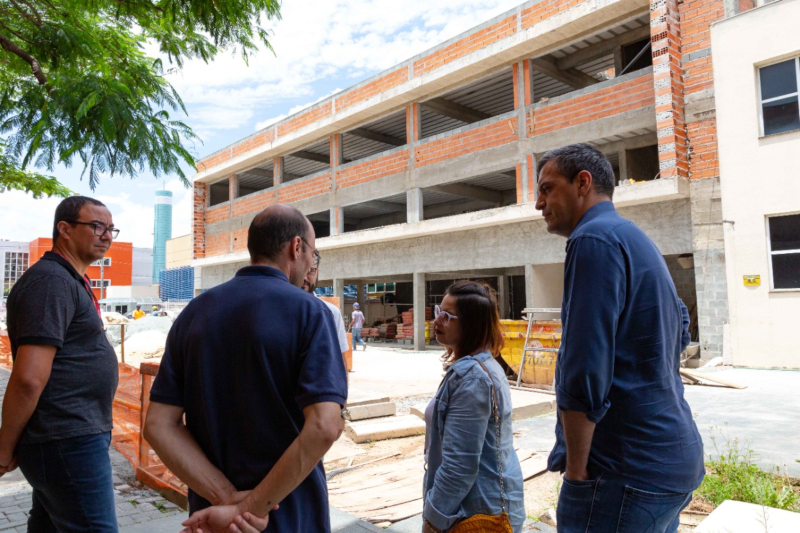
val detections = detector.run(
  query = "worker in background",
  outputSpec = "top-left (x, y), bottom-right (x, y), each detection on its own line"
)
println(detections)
top-left (1, 196), bottom-right (120, 531)
top-left (302, 263), bottom-right (350, 371)
top-left (535, 144), bottom-right (703, 532)
top-left (133, 304), bottom-right (146, 320)
top-left (150, 305), bottom-right (159, 316)
top-left (349, 302), bottom-right (367, 351)
top-left (145, 205), bottom-right (347, 533)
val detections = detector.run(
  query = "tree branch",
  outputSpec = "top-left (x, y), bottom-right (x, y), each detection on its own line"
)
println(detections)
top-left (8, 0), bottom-right (43, 27)
top-left (0, 31), bottom-right (47, 85)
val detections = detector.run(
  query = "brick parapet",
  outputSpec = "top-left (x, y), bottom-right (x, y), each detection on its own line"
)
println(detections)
top-left (414, 115), bottom-right (519, 168)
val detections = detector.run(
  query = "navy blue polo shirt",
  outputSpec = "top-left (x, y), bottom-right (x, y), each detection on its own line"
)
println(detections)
top-left (150, 266), bottom-right (347, 530)
top-left (547, 202), bottom-right (704, 493)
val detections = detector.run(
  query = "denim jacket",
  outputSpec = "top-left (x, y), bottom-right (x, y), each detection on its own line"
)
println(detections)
top-left (423, 351), bottom-right (525, 532)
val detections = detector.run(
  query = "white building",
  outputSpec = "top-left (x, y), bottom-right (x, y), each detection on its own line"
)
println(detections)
top-left (713, 0), bottom-right (800, 368)
top-left (1, 240), bottom-right (30, 299)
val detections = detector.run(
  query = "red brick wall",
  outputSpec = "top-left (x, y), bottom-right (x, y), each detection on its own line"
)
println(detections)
top-left (687, 119), bottom-right (719, 180)
top-left (521, 0), bottom-right (584, 28)
top-left (413, 16), bottom-right (517, 75)
top-left (197, 151), bottom-right (231, 173)
top-left (232, 228), bottom-right (249, 253)
top-left (336, 68), bottom-right (408, 111)
top-left (415, 117), bottom-right (518, 167)
top-left (336, 150), bottom-right (409, 189)
top-left (277, 102), bottom-right (333, 137)
top-left (232, 190), bottom-right (276, 217)
top-left (205, 204), bottom-right (229, 225)
top-left (232, 130), bottom-right (275, 159)
top-left (192, 183), bottom-right (206, 259)
top-left (205, 233), bottom-right (229, 257)
top-left (277, 173), bottom-right (332, 204)
top-left (530, 74), bottom-right (654, 135)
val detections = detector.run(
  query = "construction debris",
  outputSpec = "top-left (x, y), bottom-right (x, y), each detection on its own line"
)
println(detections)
top-left (345, 415), bottom-right (426, 444)
top-left (538, 508), bottom-right (557, 527)
top-left (694, 500), bottom-right (800, 532)
top-left (680, 369), bottom-right (747, 389)
top-left (348, 401), bottom-right (397, 421)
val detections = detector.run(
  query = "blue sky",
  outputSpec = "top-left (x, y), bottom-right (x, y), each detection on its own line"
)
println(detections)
top-left (1, 0), bottom-right (523, 248)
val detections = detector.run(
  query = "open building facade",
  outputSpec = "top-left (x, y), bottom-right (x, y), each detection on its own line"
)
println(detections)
top-left (189, 0), bottom-right (779, 362)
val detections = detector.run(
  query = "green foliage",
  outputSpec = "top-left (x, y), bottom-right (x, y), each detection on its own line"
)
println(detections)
top-left (0, 139), bottom-right (72, 197)
top-left (696, 430), bottom-right (800, 512)
top-left (0, 0), bottom-right (281, 193)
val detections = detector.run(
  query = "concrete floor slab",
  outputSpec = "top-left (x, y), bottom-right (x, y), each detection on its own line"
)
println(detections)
top-left (694, 500), bottom-right (800, 532)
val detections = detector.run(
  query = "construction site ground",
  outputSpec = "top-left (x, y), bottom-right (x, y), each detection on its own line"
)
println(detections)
top-left (0, 345), bottom-right (798, 531)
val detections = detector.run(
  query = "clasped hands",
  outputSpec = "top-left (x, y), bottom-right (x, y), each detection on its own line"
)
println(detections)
top-left (180, 491), bottom-right (279, 533)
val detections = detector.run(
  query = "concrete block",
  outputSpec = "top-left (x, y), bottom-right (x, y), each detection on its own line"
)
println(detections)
top-left (509, 390), bottom-right (557, 421)
top-left (695, 500), bottom-right (800, 532)
top-left (345, 415), bottom-right (426, 443)
top-left (346, 395), bottom-right (391, 407)
top-left (348, 401), bottom-right (397, 421)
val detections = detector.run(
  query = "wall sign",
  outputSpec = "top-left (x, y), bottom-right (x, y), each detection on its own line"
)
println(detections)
top-left (743, 275), bottom-right (761, 286)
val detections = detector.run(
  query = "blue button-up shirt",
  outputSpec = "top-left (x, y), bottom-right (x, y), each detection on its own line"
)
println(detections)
top-left (547, 202), bottom-right (704, 493)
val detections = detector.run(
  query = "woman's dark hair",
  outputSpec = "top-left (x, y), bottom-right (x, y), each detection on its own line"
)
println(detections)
top-left (442, 280), bottom-right (505, 365)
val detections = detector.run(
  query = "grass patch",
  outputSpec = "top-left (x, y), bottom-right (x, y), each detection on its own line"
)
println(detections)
top-left (695, 430), bottom-right (799, 512)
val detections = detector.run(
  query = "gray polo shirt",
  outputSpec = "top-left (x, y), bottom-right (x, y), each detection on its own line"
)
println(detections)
top-left (7, 252), bottom-right (119, 444)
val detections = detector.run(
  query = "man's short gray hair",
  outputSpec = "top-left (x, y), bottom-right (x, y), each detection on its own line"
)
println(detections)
top-left (536, 143), bottom-right (616, 198)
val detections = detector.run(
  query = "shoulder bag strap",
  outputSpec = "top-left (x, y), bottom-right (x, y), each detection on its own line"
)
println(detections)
top-left (475, 358), bottom-right (506, 514)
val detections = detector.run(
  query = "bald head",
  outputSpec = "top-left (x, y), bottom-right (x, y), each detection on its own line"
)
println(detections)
top-left (248, 204), bottom-right (313, 263)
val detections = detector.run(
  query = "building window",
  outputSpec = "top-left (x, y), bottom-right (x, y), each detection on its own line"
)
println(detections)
top-left (92, 258), bottom-right (112, 267)
top-left (767, 213), bottom-right (800, 290)
top-left (90, 280), bottom-right (111, 289)
top-left (759, 57), bottom-right (800, 136)
top-left (3, 252), bottom-right (29, 295)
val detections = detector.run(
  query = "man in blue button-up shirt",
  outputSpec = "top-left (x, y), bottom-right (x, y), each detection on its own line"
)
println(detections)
top-left (535, 144), bottom-right (704, 532)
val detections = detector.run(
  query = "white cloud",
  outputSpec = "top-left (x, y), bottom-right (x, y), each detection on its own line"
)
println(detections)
top-left (0, 179), bottom-right (193, 249)
top-left (166, 0), bottom-right (523, 142)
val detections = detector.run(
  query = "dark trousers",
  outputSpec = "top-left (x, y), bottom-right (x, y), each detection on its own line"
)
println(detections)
top-left (556, 469), bottom-right (692, 533)
top-left (16, 432), bottom-right (118, 533)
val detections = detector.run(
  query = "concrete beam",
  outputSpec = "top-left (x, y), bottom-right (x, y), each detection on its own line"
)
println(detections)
top-left (348, 127), bottom-right (406, 147)
top-left (413, 271), bottom-right (426, 351)
top-left (421, 97), bottom-right (491, 124)
top-left (360, 200), bottom-right (406, 213)
top-left (292, 150), bottom-right (332, 165)
top-left (530, 57), bottom-right (599, 89)
top-left (428, 183), bottom-right (504, 204)
top-left (556, 25), bottom-right (651, 70)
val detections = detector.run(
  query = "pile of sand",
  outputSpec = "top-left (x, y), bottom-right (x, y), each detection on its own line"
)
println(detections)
top-left (102, 312), bottom-right (129, 325)
top-left (116, 329), bottom-right (168, 365)
top-left (106, 316), bottom-right (172, 347)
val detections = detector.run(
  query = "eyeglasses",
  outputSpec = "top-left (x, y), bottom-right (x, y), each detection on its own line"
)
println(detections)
top-left (300, 237), bottom-right (321, 265)
top-left (71, 221), bottom-right (120, 239)
top-left (434, 305), bottom-right (458, 327)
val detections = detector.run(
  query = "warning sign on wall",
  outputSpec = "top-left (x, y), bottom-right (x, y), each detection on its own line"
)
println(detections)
top-left (743, 275), bottom-right (761, 286)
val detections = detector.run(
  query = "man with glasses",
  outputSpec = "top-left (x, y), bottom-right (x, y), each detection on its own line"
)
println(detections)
top-left (1, 196), bottom-right (121, 531)
top-left (145, 204), bottom-right (347, 532)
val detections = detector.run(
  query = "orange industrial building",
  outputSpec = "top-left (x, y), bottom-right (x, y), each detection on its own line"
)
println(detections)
top-left (29, 238), bottom-right (133, 300)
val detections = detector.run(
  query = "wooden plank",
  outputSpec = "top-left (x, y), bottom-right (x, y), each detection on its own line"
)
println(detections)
top-left (520, 454), bottom-right (549, 480)
top-left (680, 369), bottom-right (747, 389)
top-left (367, 498), bottom-right (424, 523)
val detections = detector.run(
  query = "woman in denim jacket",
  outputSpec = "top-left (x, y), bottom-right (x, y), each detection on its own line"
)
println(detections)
top-left (422, 281), bottom-right (525, 533)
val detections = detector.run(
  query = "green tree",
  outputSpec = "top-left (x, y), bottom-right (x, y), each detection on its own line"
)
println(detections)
top-left (0, 0), bottom-right (281, 196)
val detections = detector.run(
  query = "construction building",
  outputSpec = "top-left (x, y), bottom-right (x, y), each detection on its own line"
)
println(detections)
top-left (187, 0), bottom-right (774, 361)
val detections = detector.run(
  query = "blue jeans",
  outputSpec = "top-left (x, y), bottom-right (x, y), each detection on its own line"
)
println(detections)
top-left (16, 432), bottom-right (118, 532)
top-left (352, 328), bottom-right (366, 347)
top-left (556, 468), bottom-right (692, 533)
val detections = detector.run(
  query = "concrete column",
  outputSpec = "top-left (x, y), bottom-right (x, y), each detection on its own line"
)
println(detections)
top-left (618, 149), bottom-right (629, 184)
top-left (273, 156), bottom-right (284, 186)
top-left (330, 207), bottom-right (344, 236)
top-left (407, 188), bottom-right (424, 223)
top-left (229, 173), bottom-right (239, 201)
top-left (333, 278), bottom-right (345, 318)
top-left (516, 163), bottom-right (528, 204)
top-left (413, 271), bottom-right (426, 351)
top-left (613, 45), bottom-right (624, 76)
top-left (330, 133), bottom-right (344, 167)
top-left (406, 103), bottom-right (421, 144)
top-left (496, 275), bottom-right (510, 319)
top-left (524, 264), bottom-right (563, 310)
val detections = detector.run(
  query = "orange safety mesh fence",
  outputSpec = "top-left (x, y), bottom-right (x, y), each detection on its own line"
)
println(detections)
top-left (112, 362), bottom-right (187, 499)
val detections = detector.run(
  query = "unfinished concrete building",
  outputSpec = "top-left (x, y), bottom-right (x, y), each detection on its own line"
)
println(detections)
top-left (190, 0), bottom-right (737, 360)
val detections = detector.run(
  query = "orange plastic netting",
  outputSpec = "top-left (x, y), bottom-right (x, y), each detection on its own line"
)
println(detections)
top-left (0, 332), bottom-right (184, 498)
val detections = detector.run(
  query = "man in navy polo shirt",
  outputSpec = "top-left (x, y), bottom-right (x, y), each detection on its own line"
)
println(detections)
top-left (144, 205), bottom-right (347, 532)
top-left (535, 144), bottom-right (703, 532)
